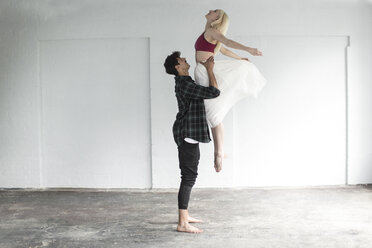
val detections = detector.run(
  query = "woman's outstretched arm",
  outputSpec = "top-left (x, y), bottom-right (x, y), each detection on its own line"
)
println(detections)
top-left (220, 46), bottom-right (250, 61)
top-left (208, 29), bottom-right (262, 56)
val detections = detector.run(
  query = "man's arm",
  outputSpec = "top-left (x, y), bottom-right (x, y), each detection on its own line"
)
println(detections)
top-left (207, 68), bottom-right (218, 88)
top-left (201, 56), bottom-right (218, 89)
top-left (179, 80), bottom-right (220, 100)
top-left (178, 56), bottom-right (220, 100)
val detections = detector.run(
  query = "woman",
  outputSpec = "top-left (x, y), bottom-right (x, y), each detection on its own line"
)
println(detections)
top-left (194, 9), bottom-right (266, 172)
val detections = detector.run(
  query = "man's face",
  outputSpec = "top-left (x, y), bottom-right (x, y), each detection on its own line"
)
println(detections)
top-left (176, 57), bottom-right (190, 72)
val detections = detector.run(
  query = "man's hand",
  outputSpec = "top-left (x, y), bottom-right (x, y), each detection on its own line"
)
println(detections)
top-left (200, 56), bottom-right (214, 71)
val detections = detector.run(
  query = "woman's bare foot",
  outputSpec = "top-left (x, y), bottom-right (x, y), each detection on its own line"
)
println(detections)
top-left (188, 216), bottom-right (203, 223)
top-left (177, 223), bottom-right (203, 233)
top-left (214, 152), bottom-right (223, 172)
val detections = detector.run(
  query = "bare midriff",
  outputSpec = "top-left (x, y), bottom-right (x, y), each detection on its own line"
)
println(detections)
top-left (195, 50), bottom-right (215, 63)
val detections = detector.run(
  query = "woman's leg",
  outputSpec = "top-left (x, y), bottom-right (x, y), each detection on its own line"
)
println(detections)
top-left (211, 123), bottom-right (224, 172)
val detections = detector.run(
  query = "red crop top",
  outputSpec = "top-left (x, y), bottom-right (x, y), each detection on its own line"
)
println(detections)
top-left (194, 32), bottom-right (217, 52)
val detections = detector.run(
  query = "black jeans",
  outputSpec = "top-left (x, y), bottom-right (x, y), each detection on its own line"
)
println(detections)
top-left (177, 141), bottom-right (200, 210)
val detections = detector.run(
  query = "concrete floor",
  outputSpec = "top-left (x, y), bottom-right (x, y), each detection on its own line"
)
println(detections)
top-left (0, 186), bottom-right (371, 248)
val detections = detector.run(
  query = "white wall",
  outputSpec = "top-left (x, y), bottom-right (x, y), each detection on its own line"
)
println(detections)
top-left (39, 38), bottom-right (151, 188)
top-left (233, 35), bottom-right (348, 187)
top-left (0, 0), bottom-right (371, 188)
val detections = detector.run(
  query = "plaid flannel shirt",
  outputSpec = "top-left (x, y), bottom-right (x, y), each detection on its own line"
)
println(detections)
top-left (172, 75), bottom-right (220, 147)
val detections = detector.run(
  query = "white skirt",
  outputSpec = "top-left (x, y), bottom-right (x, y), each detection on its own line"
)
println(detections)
top-left (194, 59), bottom-right (267, 128)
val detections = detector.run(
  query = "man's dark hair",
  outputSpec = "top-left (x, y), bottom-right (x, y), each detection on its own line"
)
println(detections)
top-left (164, 51), bottom-right (181, 76)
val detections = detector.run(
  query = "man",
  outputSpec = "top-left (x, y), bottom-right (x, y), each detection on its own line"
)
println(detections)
top-left (164, 51), bottom-right (220, 233)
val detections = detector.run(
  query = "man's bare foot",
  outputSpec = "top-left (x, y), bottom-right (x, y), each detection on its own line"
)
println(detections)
top-left (214, 152), bottom-right (223, 172)
top-left (177, 223), bottom-right (203, 233)
top-left (188, 216), bottom-right (203, 223)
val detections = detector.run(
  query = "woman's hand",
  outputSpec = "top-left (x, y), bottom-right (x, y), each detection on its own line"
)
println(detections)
top-left (241, 57), bottom-right (250, 61)
top-left (247, 47), bottom-right (263, 56)
top-left (200, 56), bottom-right (215, 71)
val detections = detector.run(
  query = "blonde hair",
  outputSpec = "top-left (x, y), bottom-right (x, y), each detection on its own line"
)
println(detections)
top-left (210, 9), bottom-right (229, 55)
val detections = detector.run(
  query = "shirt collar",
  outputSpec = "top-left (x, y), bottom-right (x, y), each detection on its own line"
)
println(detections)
top-left (175, 75), bottom-right (193, 81)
